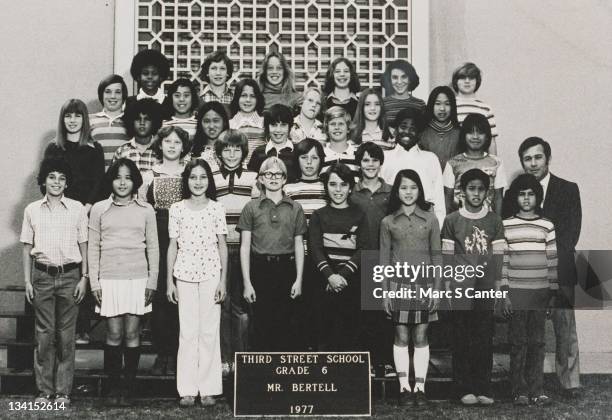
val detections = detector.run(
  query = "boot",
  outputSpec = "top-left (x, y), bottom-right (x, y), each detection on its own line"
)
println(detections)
top-left (121, 346), bottom-right (141, 405)
top-left (104, 344), bottom-right (123, 406)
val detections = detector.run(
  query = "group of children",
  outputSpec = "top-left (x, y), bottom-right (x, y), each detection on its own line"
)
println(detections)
top-left (21, 48), bottom-right (560, 410)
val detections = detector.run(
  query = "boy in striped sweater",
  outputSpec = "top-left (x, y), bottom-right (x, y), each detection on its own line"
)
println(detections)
top-left (501, 174), bottom-right (557, 406)
top-left (308, 162), bottom-right (370, 351)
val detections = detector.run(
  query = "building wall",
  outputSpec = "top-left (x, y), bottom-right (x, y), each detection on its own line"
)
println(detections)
top-left (0, 0), bottom-right (115, 283)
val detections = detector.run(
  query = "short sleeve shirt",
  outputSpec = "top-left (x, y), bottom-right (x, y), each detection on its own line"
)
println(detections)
top-left (237, 196), bottom-right (307, 255)
top-left (168, 200), bottom-right (228, 282)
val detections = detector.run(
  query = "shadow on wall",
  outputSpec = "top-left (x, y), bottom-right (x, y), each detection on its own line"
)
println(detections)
top-left (0, 129), bottom-right (57, 285)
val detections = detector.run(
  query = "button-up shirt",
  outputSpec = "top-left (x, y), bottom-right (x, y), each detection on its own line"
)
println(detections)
top-left (350, 179), bottom-right (391, 248)
top-left (112, 138), bottom-right (161, 174)
top-left (20, 195), bottom-right (88, 265)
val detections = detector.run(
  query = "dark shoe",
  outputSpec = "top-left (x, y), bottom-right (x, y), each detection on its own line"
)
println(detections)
top-left (398, 388), bottom-right (412, 406)
top-left (75, 332), bottom-right (90, 345)
top-left (513, 395), bottom-right (529, 406)
top-left (414, 390), bottom-right (428, 408)
top-left (34, 392), bottom-right (53, 404)
top-left (531, 395), bottom-right (553, 406)
top-left (166, 356), bottom-right (177, 375)
top-left (151, 355), bottom-right (167, 375)
top-left (54, 394), bottom-right (71, 407)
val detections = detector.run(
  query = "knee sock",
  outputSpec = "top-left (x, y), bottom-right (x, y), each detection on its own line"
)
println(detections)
top-left (413, 345), bottom-right (430, 392)
top-left (104, 344), bottom-right (123, 379)
top-left (123, 346), bottom-right (141, 395)
top-left (393, 345), bottom-right (410, 392)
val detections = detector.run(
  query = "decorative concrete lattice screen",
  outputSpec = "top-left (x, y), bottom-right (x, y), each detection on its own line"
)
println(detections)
top-left (136, 0), bottom-right (413, 91)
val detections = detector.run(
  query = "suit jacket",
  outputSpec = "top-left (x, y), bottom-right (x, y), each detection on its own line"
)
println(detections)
top-left (503, 173), bottom-right (581, 287)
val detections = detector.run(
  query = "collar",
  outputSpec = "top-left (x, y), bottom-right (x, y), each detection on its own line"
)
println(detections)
top-left (459, 205), bottom-right (489, 220)
top-left (327, 91), bottom-right (359, 103)
top-left (99, 196), bottom-right (148, 213)
top-left (257, 195), bottom-right (293, 209)
top-left (539, 172), bottom-right (551, 189)
top-left (95, 110), bottom-right (124, 121)
top-left (294, 115), bottom-right (323, 130)
top-left (232, 112), bottom-right (264, 128)
top-left (136, 88), bottom-right (165, 104)
top-left (169, 115), bottom-right (196, 123)
top-left (151, 162), bottom-right (185, 176)
top-left (41, 194), bottom-right (68, 208)
top-left (462, 152), bottom-right (488, 160)
top-left (325, 142), bottom-right (356, 155)
top-left (297, 178), bottom-right (323, 184)
top-left (392, 206), bottom-right (428, 221)
top-left (201, 83), bottom-right (232, 97)
top-left (391, 143), bottom-right (422, 154)
top-left (355, 178), bottom-right (391, 193)
top-left (220, 165), bottom-right (243, 178)
top-left (362, 126), bottom-right (383, 135)
top-left (265, 139), bottom-right (294, 154)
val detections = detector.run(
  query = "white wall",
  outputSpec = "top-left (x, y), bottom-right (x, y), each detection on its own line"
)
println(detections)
top-left (0, 0), bottom-right (115, 282)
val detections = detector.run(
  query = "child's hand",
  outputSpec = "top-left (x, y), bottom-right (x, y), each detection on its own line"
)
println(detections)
top-left (24, 282), bottom-right (34, 304)
top-left (383, 297), bottom-right (392, 317)
top-left (429, 296), bottom-right (441, 313)
top-left (145, 288), bottom-right (155, 306)
top-left (328, 274), bottom-right (347, 292)
top-left (502, 296), bottom-right (513, 318)
top-left (243, 284), bottom-right (256, 303)
top-left (92, 289), bottom-right (102, 306)
top-left (290, 281), bottom-right (302, 299)
top-left (73, 278), bottom-right (87, 304)
top-left (214, 283), bottom-right (227, 304)
top-left (167, 282), bottom-right (178, 304)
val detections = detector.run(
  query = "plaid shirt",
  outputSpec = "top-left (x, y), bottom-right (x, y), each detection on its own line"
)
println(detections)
top-left (112, 138), bottom-right (160, 173)
top-left (200, 84), bottom-right (234, 105)
top-left (20, 196), bottom-right (88, 265)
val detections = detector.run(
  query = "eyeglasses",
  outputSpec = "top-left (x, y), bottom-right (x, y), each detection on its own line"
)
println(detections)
top-left (261, 172), bottom-right (285, 180)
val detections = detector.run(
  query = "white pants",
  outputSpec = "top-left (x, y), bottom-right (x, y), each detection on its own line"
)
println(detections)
top-left (176, 279), bottom-right (222, 397)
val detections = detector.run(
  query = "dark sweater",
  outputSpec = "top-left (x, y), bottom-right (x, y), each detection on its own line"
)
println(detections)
top-left (247, 144), bottom-right (297, 183)
top-left (308, 204), bottom-right (370, 282)
top-left (44, 141), bottom-right (105, 205)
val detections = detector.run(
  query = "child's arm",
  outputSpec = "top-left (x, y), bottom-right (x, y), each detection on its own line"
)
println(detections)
top-left (22, 244), bottom-right (34, 304)
top-left (440, 216), bottom-right (455, 293)
top-left (74, 206), bottom-right (89, 304)
top-left (493, 160), bottom-right (508, 215)
top-left (240, 231), bottom-right (255, 302)
top-left (307, 211), bottom-right (334, 280)
top-left (444, 187), bottom-right (455, 215)
top-left (379, 219), bottom-right (392, 315)
top-left (546, 225), bottom-right (559, 292)
top-left (291, 235), bottom-right (305, 299)
top-left (86, 143), bottom-right (106, 206)
top-left (429, 158), bottom-right (447, 228)
top-left (428, 218), bottom-right (443, 312)
top-left (336, 213), bottom-right (370, 282)
top-left (166, 238), bottom-right (179, 304)
top-left (87, 205), bottom-right (102, 298)
top-left (144, 206), bottom-right (160, 306)
top-left (216, 234), bottom-right (229, 303)
top-left (442, 163), bottom-right (457, 214)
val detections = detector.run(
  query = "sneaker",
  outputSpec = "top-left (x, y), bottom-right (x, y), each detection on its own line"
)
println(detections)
top-left (34, 392), bottom-right (53, 404)
top-left (513, 395), bottom-right (529, 406)
top-left (166, 356), bottom-right (177, 375)
top-left (54, 394), bottom-right (71, 407)
top-left (151, 355), bottom-right (167, 375)
top-left (477, 395), bottom-right (495, 406)
top-left (179, 396), bottom-right (196, 407)
top-left (531, 395), bottom-right (552, 406)
top-left (413, 390), bottom-right (428, 408)
top-left (222, 362), bottom-right (232, 377)
top-left (75, 332), bottom-right (90, 345)
top-left (398, 388), bottom-right (412, 406)
top-left (383, 364), bottom-right (397, 378)
top-left (200, 395), bottom-right (216, 407)
top-left (460, 393), bottom-right (478, 405)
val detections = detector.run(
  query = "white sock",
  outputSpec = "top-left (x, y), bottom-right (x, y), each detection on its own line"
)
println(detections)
top-left (393, 345), bottom-right (410, 392)
top-left (413, 345), bottom-right (430, 392)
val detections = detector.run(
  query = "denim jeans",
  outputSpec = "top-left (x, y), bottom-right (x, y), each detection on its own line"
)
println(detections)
top-left (32, 267), bottom-right (79, 395)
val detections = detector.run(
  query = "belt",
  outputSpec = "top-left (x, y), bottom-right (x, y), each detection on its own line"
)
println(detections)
top-left (34, 261), bottom-right (79, 276)
top-left (252, 253), bottom-right (294, 263)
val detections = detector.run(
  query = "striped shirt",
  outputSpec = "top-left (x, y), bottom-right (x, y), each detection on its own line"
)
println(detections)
top-left (283, 180), bottom-right (327, 220)
top-left (162, 116), bottom-right (197, 141)
top-left (383, 95), bottom-right (426, 128)
top-left (308, 205), bottom-right (369, 282)
top-left (357, 126), bottom-right (396, 151)
top-left (89, 111), bottom-right (130, 170)
top-left (456, 97), bottom-right (499, 140)
top-left (112, 138), bottom-right (161, 174)
top-left (21, 196), bottom-right (88, 266)
top-left (213, 166), bottom-right (257, 244)
top-left (229, 112), bottom-right (265, 165)
top-left (501, 216), bottom-right (558, 290)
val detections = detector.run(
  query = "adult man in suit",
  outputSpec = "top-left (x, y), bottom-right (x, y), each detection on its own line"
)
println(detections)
top-left (504, 137), bottom-right (582, 398)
